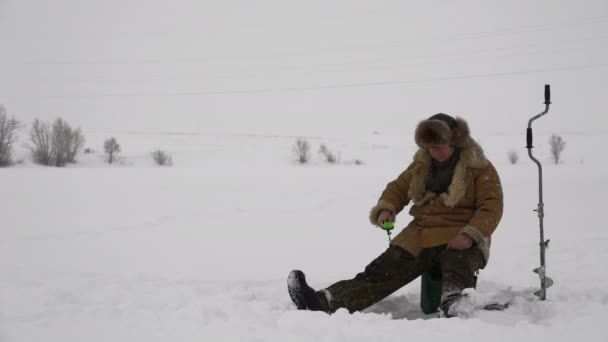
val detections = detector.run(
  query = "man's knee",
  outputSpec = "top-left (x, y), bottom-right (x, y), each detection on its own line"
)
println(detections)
top-left (356, 245), bottom-right (417, 281)
top-left (438, 247), bottom-right (485, 273)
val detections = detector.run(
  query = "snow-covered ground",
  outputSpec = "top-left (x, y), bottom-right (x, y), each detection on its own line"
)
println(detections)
top-left (1, 130), bottom-right (606, 341)
top-left (2, 0), bottom-right (607, 340)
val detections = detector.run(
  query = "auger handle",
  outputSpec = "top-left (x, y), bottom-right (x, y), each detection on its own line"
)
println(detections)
top-left (526, 84), bottom-right (551, 149)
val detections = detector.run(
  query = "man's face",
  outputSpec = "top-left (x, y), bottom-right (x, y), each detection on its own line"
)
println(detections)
top-left (427, 144), bottom-right (455, 163)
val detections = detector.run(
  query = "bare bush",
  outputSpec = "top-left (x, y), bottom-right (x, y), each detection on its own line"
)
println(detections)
top-left (29, 119), bottom-right (52, 165)
top-left (0, 105), bottom-right (21, 166)
top-left (507, 149), bottom-right (519, 164)
top-left (104, 137), bottom-right (121, 164)
top-left (549, 134), bottom-right (566, 164)
top-left (151, 149), bottom-right (173, 166)
top-left (319, 144), bottom-right (339, 164)
top-left (29, 118), bottom-right (85, 166)
top-left (54, 119), bottom-right (85, 165)
top-left (293, 138), bottom-right (310, 164)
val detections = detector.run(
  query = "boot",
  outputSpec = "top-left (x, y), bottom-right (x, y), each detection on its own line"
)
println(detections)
top-left (288, 270), bottom-right (330, 312)
top-left (439, 292), bottom-right (462, 318)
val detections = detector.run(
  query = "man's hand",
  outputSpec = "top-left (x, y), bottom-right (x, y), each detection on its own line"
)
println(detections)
top-left (447, 233), bottom-right (474, 250)
top-left (376, 210), bottom-right (395, 226)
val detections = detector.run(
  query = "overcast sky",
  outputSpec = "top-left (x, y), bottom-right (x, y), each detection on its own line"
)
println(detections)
top-left (0, 0), bottom-right (607, 136)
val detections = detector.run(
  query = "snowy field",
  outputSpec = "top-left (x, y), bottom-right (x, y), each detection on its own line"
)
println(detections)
top-left (1, 129), bottom-right (607, 342)
top-left (2, 1), bottom-right (608, 340)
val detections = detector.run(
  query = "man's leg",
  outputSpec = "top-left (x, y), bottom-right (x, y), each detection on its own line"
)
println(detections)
top-left (325, 245), bottom-right (424, 313)
top-left (436, 247), bottom-right (486, 316)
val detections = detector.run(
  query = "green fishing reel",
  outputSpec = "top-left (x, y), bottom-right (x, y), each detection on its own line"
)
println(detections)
top-left (380, 222), bottom-right (394, 242)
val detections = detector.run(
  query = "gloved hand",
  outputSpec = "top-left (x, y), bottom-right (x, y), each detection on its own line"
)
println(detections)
top-left (376, 210), bottom-right (395, 226)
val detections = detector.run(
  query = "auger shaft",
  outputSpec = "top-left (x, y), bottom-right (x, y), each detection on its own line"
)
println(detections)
top-left (526, 84), bottom-right (554, 300)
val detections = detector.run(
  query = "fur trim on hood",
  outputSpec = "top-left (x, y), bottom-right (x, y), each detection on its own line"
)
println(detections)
top-left (415, 116), bottom-right (470, 148)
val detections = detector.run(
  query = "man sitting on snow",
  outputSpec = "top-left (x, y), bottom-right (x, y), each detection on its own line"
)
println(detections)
top-left (288, 113), bottom-right (504, 317)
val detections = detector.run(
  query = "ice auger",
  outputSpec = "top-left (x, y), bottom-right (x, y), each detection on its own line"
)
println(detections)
top-left (526, 84), bottom-right (554, 300)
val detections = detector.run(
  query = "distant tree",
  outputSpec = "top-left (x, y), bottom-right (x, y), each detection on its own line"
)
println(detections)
top-left (507, 149), bottom-right (519, 165)
top-left (0, 105), bottom-right (21, 166)
top-left (104, 137), bottom-right (121, 164)
top-left (55, 119), bottom-right (85, 165)
top-left (293, 138), bottom-right (310, 164)
top-left (69, 128), bottom-right (85, 163)
top-left (29, 118), bottom-right (85, 166)
top-left (151, 149), bottom-right (173, 166)
top-left (319, 144), bottom-right (339, 164)
top-left (549, 134), bottom-right (566, 164)
top-left (29, 119), bottom-right (53, 165)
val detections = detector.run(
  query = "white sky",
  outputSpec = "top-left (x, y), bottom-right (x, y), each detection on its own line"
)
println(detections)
top-left (0, 0), bottom-right (607, 136)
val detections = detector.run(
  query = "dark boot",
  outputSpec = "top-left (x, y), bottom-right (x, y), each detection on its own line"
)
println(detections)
top-left (439, 292), bottom-right (462, 318)
top-left (288, 270), bottom-right (330, 312)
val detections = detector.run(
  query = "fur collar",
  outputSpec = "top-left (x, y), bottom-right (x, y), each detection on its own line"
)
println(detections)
top-left (407, 138), bottom-right (488, 207)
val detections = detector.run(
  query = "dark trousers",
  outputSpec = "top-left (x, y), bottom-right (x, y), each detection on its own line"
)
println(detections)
top-left (326, 245), bottom-right (486, 313)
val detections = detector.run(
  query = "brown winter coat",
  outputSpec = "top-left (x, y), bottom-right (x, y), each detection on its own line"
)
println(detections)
top-left (369, 138), bottom-right (503, 263)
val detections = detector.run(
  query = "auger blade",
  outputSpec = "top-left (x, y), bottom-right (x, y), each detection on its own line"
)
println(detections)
top-left (533, 266), bottom-right (553, 298)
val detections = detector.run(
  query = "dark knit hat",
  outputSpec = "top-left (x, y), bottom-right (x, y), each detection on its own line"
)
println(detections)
top-left (414, 113), bottom-right (470, 148)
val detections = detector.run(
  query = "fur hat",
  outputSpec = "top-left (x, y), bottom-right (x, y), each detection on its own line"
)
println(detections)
top-left (414, 113), bottom-right (470, 148)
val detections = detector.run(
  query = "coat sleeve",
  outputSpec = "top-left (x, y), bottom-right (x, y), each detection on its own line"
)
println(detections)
top-left (369, 162), bottom-right (416, 225)
top-left (461, 162), bottom-right (504, 244)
